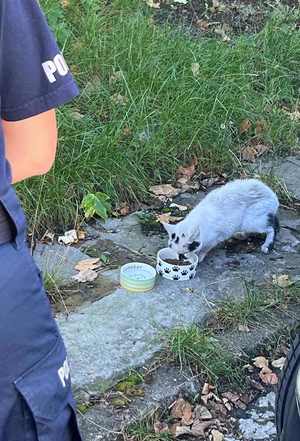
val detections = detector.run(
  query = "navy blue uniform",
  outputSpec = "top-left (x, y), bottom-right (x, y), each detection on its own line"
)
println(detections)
top-left (0, 1), bottom-right (81, 440)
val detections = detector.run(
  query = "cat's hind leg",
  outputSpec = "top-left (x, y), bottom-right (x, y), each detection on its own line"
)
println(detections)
top-left (261, 213), bottom-right (280, 254)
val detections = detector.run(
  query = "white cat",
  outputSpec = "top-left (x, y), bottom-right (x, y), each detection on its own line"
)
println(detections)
top-left (163, 179), bottom-right (279, 262)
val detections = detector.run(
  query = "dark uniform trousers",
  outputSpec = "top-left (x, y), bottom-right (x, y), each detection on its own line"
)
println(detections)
top-left (0, 187), bottom-right (82, 440)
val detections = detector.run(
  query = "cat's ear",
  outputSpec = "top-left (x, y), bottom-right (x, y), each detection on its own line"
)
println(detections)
top-left (161, 222), bottom-right (176, 235)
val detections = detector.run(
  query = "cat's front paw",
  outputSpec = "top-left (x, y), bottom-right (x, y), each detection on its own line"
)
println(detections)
top-left (261, 244), bottom-right (270, 254)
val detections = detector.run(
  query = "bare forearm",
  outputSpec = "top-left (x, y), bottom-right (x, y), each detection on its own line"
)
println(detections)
top-left (2, 110), bottom-right (58, 183)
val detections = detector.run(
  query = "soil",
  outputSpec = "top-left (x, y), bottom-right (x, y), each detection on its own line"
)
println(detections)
top-left (165, 258), bottom-right (191, 265)
top-left (154, 0), bottom-right (299, 37)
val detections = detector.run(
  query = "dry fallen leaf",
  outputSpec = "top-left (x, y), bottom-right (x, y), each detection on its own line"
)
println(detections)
top-left (176, 156), bottom-right (198, 180)
top-left (255, 120), bottom-right (267, 135)
top-left (193, 405), bottom-right (212, 420)
top-left (77, 230), bottom-right (86, 241)
top-left (145, 0), bottom-right (160, 8)
top-left (58, 229), bottom-right (78, 245)
top-left (272, 357), bottom-right (286, 370)
top-left (202, 383), bottom-right (215, 395)
top-left (272, 274), bottom-right (294, 288)
top-left (241, 142), bottom-right (270, 162)
top-left (156, 213), bottom-right (183, 224)
top-left (239, 119), bottom-right (252, 134)
top-left (176, 177), bottom-right (200, 192)
top-left (154, 421), bottom-right (169, 434)
top-left (150, 184), bottom-right (181, 199)
top-left (175, 426), bottom-right (192, 438)
top-left (191, 419), bottom-right (216, 437)
top-left (201, 392), bottom-right (221, 406)
top-left (259, 366), bottom-right (278, 385)
top-left (75, 258), bottom-right (101, 272)
top-left (196, 19), bottom-right (209, 31)
top-left (171, 398), bottom-right (193, 425)
top-left (212, 429), bottom-right (224, 441)
top-left (191, 62), bottom-right (200, 77)
top-left (253, 356), bottom-right (269, 369)
top-left (222, 392), bottom-right (240, 403)
top-left (72, 268), bottom-right (98, 283)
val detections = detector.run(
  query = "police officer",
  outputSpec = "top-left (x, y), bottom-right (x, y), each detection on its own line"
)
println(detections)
top-left (0, 1), bottom-right (82, 440)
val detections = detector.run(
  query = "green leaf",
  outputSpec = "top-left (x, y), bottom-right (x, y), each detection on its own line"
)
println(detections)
top-left (81, 193), bottom-right (111, 221)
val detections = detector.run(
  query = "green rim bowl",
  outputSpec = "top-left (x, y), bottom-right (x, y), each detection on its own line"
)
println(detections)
top-left (120, 262), bottom-right (156, 292)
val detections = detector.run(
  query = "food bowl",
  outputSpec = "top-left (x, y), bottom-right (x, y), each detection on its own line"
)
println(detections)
top-left (120, 262), bottom-right (156, 292)
top-left (156, 248), bottom-right (199, 281)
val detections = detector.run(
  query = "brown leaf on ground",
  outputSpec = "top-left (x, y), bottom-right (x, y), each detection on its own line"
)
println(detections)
top-left (253, 356), bottom-right (269, 369)
top-left (150, 184), bottom-right (181, 199)
top-left (196, 19), bottom-right (209, 31)
top-left (259, 367), bottom-right (278, 385)
top-left (72, 268), bottom-right (98, 283)
top-left (222, 392), bottom-right (240, 404)
top-left (209, 401), bottom-right (228, 417)
top-left (175, 425), bottom-right (193, 437)
top-left (191, 419), bottom-right (216, 437)
top-left (113, 202), bottom-right (131, 217)
top-left (202, 383), bottom-right (215, 395)
top-left (201, 392), bottom-right (221, 406)
top-left (193, 405), bottom-right (213, 420)
top-left (156, 213), bottom-right (183, 224)
top-left (222, 399), bottom-right (232, 412)
top-left (77, 230), bottom-right (86, 241)
top-left (212, 429), bottom-right (224, 441)
top-left (255, 120), bottom-right (267, 135)
top-left (176, 156), bottom-right (198, 180)
top-left (176, 177), bottom-right (200, 192)
top-left (235, 400), bottom-right (247, 410)
top-left (75, 258), bottom-right (101, 272)
top-left (241, 140), bottom-right (270, 162)
top-left (272, 357), bottom-right (286, 370)
top-left (171, 398), bottom-right (193, 425)
top-left (239, 118), bottom-right (252, 134)
top-left (154, 421), bottom-right (169, 434)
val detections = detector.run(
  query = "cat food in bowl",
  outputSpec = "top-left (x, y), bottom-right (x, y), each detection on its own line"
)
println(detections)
top-left (157, 248), bottom-right (198, 281)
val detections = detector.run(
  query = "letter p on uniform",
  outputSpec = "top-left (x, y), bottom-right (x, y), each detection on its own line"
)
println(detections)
top-left (42, 54), bottom-right (70, 83)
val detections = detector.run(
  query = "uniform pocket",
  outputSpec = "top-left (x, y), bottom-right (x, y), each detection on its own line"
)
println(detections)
top-left (14, 337), bottom-right (82, 441)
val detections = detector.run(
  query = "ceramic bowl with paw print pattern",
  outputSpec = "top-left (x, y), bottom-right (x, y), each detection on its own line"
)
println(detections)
top-left (156, 248), bottom-right (198, 281)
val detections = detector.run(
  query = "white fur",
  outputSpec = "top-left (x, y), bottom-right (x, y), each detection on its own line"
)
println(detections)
top-left (163, 179), bottom-right (279, 262)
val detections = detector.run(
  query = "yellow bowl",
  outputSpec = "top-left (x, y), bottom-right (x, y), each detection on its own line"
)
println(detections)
top-left (120, 262), bottom-right (156, 292)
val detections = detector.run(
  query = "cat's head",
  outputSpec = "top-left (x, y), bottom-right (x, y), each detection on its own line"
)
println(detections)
top-left (162, 221), bottom-right (202, 256)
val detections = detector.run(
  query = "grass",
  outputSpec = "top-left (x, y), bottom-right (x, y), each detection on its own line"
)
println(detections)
top-left (126, 419), bottom-right (172, 441)
top-left (215, 282), bottom-right (300, 330)
top-left (167, 325), bottom-right (243, 385)
top-left (17, 1), bottom-right (300, 233)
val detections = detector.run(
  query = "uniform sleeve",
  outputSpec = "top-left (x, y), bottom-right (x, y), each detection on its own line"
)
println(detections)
top-left (0, 0), bottom-right (79, 121)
